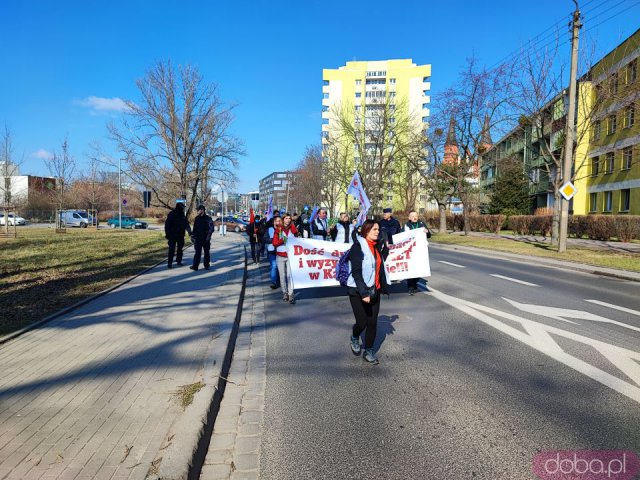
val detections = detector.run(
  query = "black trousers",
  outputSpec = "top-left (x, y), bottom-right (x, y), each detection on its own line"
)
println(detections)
top-left (250, 241), bottom-right (261, 262)
top-left (192, 239), bottom-right (211, 269)
top-left (167, 236), bottom-right (185, 266)
top-left (349, 293), bottom-right (381, 349)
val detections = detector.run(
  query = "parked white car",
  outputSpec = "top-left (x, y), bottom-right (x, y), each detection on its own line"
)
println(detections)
top-left (0, 213), bottom-right (27, 226)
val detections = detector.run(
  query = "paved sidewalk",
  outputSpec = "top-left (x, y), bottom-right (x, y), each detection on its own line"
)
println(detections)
top-left (0, 233), bottom-right (246, 480)
top-left (200, 262), bottom-right (267, 480)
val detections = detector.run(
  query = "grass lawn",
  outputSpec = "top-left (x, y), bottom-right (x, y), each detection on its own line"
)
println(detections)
top-left (429, 233), bottom-right (640, 273)
top-left (0, 228), bottom-right (169, 335)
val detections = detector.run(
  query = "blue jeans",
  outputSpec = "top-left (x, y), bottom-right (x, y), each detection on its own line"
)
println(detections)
top-left (268, 251), bottom-right (279, 285)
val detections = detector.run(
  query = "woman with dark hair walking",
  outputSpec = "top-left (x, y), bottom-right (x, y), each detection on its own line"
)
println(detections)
top-left (346, 219), bottom-right (389, 365)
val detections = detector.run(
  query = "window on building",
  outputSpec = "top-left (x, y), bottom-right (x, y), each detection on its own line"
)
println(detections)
top-left (624, 104), bottom-right (635, 128)
top-left (365, 78), bottom-right (386, 85)
top-left (423, 90), bottom-right (429, 96)
top-left (323, 93), bottom-right (329, 99)
top-left (607, 114), bottom-right (617, 135)
top-left (422, 116), bottom-right (429, 123)
top-left (389, 78), bottom-right (396, 84)
top-left (611, 73), bottom-right (619, 95)
top-left (422, 103), bottom-right (429, 109)
top-left (389, 92), bottom-right (396, 98)
top-left (322, 105), bottom-right (329, 112)
top-left (386, 195), bottom-right (393, 201)
top-left (389, 117), bottom-right (395, 124)
top-left (355, 79), bottom-right (362, 86)
top-left (628, 59), bottom-right (638, 84)
top-left (605, 152), bottom-right (615, 173)
top-left (591, 157), bottom-right (599, 176)
top-left (322, 118), bottom-right (329, 125)
top-left (423, 76), bottom-right (430, 82)
top-left (620, 189), bottom-right (631, 212)
top-left (355, 92), bottom-right (361, 98)
top-left (420, 194), bottom-right (428, 201)
top-left (323, 80), bottom-right (329, 86)
top-left (595, 83), bottom-right (603, 101)
top-left (355, 105), bottom-right (361, 113)
top-left (589, 192), bottom-right (598, 212)
top-left (321, 131), bottom-right (328, 138)
top-left (623, 146), bottom-right (633, 169)
top-left (604, 191), bottom-right (613, 212)
top-left (593, 120), bottom-right (601, 140)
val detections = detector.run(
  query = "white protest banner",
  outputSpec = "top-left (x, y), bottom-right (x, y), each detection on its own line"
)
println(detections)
top-left (384, 229), bottom-right (431, 282)
top-left (286, 237), bottom-right (349, 289)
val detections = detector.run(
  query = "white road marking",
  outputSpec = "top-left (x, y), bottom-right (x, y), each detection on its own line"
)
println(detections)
top-left (505, 298), bottom-right (640, 333)
top-left (585, 299), bottom-right (640, 317)
top-left (489, 274), bottom-right (539, 287)
top-left (425, 287), bottom-right (640, 404)
top-left (438, 261), bottom-right (465, 268)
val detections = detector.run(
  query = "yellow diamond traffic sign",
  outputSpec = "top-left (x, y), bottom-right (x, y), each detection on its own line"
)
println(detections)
top-left (560, 181), bottom-right (577, 201)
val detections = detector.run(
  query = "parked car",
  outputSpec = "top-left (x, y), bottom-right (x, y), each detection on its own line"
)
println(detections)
top-left (0, 213), bottom-right (27, 226)
top-left (59, 210), bottom-right (97, 228)
top-left (106, 216), bottom-right (148, 229)
top-left (213, 216), bottom-right (247, 233)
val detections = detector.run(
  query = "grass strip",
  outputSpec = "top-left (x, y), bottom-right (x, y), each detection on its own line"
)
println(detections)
top-left (429, 233), bottom-right (640, 273)
top-left (0, 228), bottom-right (169, 335)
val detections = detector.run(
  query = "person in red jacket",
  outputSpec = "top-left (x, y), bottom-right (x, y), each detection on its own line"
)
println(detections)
top-left (272, 213), bottom-right (298, 304)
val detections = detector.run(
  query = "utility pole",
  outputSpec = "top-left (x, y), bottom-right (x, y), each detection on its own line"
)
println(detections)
top-left (558, 1), bottom-right (582, 253)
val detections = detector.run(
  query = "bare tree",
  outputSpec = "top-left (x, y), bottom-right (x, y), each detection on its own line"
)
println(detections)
top-left (1, 125), bottom-right (22, 231)
top-left (329, 96), bottom-right (425, 214)
top-left (45, 137), bottom-right (76, 211)
top-left (435, 58), bottom-right (518, 234)
top-left (109, 60), bottom-right (243, 216)
top-left (289, 145), bottom-right (325, 212)
top-left (407, 123), bottom-right (455, 232)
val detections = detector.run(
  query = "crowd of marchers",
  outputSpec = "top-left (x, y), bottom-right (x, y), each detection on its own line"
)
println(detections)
top-left (246, 207), bottom-right (432, 365)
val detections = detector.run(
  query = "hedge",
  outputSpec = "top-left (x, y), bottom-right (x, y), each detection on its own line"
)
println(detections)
top-left (421, 212), bottom-right (640, 242)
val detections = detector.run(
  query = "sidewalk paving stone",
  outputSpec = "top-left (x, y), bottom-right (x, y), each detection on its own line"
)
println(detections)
top-left (0, 234), bottom-right (247, 480)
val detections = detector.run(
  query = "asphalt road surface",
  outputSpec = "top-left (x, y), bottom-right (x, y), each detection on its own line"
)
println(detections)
top-left (259, 245), bottom-right (640, 480)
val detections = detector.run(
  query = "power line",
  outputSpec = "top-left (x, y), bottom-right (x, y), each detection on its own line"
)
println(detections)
top-left (490, 0), bottom-right (638, 71)
top-left (488, 0), bottom-right (625, 70)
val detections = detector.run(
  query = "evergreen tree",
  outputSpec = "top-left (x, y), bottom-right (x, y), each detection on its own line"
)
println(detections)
top-left (489, 157), bottom-right (530, 215)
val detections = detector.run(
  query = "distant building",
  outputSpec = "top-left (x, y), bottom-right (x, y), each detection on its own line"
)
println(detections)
top-left (0, 175), bottom-right (55, 206)
top-left (259, 172), bottom-right (294, 212)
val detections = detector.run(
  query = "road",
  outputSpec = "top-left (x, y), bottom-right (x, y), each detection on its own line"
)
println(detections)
top-left (258, 245), bottom-right (640, 480)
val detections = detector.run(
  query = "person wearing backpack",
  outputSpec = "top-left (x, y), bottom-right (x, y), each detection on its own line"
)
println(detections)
top-left (265, 214), bottom-right (280, 289)
top-left (346, 219), bottom-right (389, 365)
top-left (404, 210), bottom-right (432, 295)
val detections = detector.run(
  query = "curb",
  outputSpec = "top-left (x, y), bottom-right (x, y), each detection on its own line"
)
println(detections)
top-left (0, 245), bottom-right (193, 346)
top-left (151, 241), bottom-right (248, 480)
top-left (430, 242), bottom-right (640, 283)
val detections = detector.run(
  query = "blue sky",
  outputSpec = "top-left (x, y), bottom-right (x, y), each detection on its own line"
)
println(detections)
top-left (1, 0), bottom-right (638, 193)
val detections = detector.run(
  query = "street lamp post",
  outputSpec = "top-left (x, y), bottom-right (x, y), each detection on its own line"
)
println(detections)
top-left (118, 157), bottom-right (122, 229)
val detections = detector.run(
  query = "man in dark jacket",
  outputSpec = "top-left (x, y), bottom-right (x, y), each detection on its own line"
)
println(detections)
top-left (379, 208), bottom-right (401, 246)
top-left (190, 204), bottom-right (214, 271)
top-left (247, 215), bottom-right (263, 264)
top-left (165, 202), bottom-right (192, 269)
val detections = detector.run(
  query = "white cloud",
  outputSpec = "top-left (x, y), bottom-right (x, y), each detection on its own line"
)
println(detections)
top-left (33, 148), bottom-right (53, 160)
top-left (75, 96), bottom-right (132, 113)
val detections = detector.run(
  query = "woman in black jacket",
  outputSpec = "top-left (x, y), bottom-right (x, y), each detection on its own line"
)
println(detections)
top-left (346, 219), bottom-right (389, 365)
